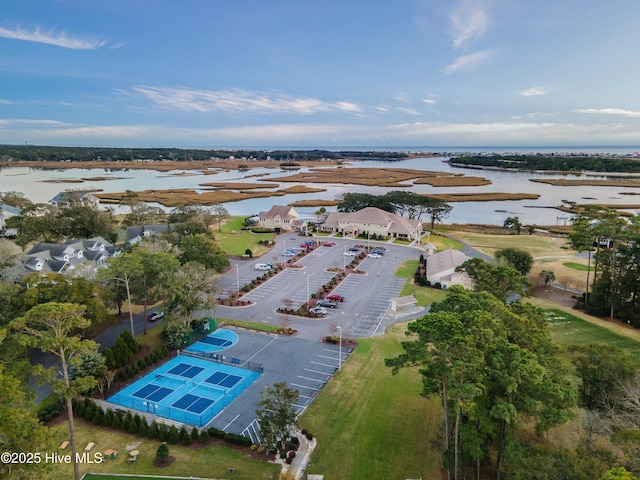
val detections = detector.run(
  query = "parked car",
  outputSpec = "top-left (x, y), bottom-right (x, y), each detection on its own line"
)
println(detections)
top-left (309, 307), bottom-right (327, 316)
top-left (283, 250), bottom-right (297, 256)
top-left (322, 242), bottom-right (336, 247)
top-left (343, 250), bottom-right (356, 256)
top-left (255, 263), bottom-right (273, 270)
top-left (146, 311), bottom-right (164, 322)
top-left (368, 253), bottom-right (382, 258)
top-left (317, 299), bottom-right (338, 308)
top-left (326, 294), bottom-right (345, 302)
top-left (370, 249), bottom-right (385, 255)
top-left (348, 247), bottom-right (360, 252)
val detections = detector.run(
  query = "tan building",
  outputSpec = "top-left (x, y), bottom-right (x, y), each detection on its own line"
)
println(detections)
top-left (320, 207), bottom-right (422, 240)
top-left (256, 205), bottom-right (306, 232)
top-left (426, 249), bottom-right (473, 289)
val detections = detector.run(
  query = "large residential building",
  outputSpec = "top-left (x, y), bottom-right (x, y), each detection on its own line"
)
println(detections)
top-left (49, 191), bottom-right (100, 209)
top-left (256, 205), bottom-right (307, 232)
top-left (320, 207), bottom-right (422, 241)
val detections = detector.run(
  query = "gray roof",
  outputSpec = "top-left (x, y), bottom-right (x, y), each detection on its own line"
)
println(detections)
top-left (0, 204), bottom-right (21, 216)
top-left (257, 205), bottom-right (298, 220)
top-left (426, 249), bottom-right (470, 278)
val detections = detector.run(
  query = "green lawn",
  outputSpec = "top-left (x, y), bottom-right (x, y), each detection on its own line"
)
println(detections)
top-left (427, 234), bottom-right (464, 251)
top-left (395, 260), bottom-right (447, 306)
top-left (215, 216), bottom-right (275, 257)
top-left (545, 308), bottom-right (640, 355)
top-left (300, 323), bottom-right (442, 480)
top-left (563, 262), bottom-right (592, 271)
top-left (47, 419), bottom-right (279, 480)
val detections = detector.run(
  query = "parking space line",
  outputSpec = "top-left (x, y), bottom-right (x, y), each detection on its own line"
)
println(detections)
top-left (297, 375), bottom-right (327, 384)
top-left (304, 368), bottom-right (333, 377)
top-left (291, 383), bottom-right (321, 392)
top-left (310, 361), bottom-right (338, 368)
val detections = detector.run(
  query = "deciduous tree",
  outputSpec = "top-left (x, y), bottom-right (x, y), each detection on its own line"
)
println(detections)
top-left (255, 382), bottom-right (299, 453)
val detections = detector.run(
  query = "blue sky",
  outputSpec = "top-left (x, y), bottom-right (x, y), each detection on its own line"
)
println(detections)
top-left (2, 0), bottom-right (640, 148)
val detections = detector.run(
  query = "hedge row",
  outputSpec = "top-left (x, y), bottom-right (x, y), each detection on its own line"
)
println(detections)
top-left (72, 398), bottom-right (250, 447)
top-left (114, 345), bottom-right (169, 384)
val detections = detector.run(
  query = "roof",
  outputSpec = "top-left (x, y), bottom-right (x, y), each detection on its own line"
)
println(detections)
top-left (49, 191), bottom-right (96, 204)
top-left (391, 295), bottom-right (418, 307)
top-left (0, 204), bottom-right (21, 216)
top-left (126, 224), bottom-right (172, 241)
top-left (426, 249), bottom-right (471, 278)
top-left (257, 205), bottom-right (298, 220)
top-left (322, 207), bottom-right (421, 236)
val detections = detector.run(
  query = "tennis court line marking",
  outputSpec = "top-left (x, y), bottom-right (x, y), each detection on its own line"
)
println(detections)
top-left (290, 383), bottom-right (320, 392)
top-left (222, 414), bottom-right (240, 431)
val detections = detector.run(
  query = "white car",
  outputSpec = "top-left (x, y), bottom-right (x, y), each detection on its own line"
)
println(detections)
top-left (368, 253), bottom-right (382, 258)
top-left (343, 251), bottom-right (356, 256)
top-left (309, 307), bottom-right (328, 316)
top-left (255, 263), bottom-right (273, 270)
top-left (282, 250), bottom-right (297, 257)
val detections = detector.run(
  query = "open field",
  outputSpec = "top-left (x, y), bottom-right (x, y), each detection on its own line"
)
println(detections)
top-left (215, 217), bottom-right (275, 257)
top-left (445, 231), bottom-right (571, 258)
top-left (45, 419), bottom-right (279, 480)
top-left (300, 322), bottom-right (443, 480)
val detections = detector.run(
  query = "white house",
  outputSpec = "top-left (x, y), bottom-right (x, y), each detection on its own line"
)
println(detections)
top-left (256, 205), bottom-right (306, 232)
top-left (49, 191), bottom-right (100, 209)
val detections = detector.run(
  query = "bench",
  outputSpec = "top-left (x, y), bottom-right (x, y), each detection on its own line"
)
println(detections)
top-left (84, 442), bottom-right (95, 451)
top-left (59, 441), bottom-right (70, 450)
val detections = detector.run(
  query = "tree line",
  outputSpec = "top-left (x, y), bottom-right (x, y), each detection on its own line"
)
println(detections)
top-left (0, 145), bottom-right (410, 163)
top-left (448, 154), bottom-right (640, 174)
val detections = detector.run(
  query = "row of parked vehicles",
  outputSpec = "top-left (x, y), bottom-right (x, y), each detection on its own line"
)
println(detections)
top-left (309, 294), bottom-right (346, 316)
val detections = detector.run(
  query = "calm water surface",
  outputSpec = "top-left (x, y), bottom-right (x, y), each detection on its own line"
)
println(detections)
top-left (3, 153), bottom-right (640, 226)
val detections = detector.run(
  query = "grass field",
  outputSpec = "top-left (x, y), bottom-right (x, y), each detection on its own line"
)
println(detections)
top-left (563, 262), bottom-right (592, 271)
top-left (300, 323), bottom-right (442, 480)
top-left (46, 419), bottom-right (279, 480)
top-left (395, 260), bottom-right (447, 306)
top-left (215, 217), bottom-right (275, 257)
top-left (445, 232), bottom-right (571, 258)
top-left (428, 233), bottom-right (464, 250)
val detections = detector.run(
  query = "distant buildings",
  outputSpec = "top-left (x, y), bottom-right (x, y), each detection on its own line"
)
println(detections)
top-left (49, 191), bottom-right (100, 209)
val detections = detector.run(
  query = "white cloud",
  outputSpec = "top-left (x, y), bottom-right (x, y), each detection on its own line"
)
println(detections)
top-left (442, 50), bottom-right (490, 74)
top-left (520, 87), bottom-right (548, 97)
top-left (132, 87), bottom-right (362, 115)
top-left (0, 26), bottom-right (106, 49)
top-left (574, 108), bottom-right (640, 118)
top-left (423, 98), bottom-right (437, 105)
top-left (449, 0), bottom-right (490, 49)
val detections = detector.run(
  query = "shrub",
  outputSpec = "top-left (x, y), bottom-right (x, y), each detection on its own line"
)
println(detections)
top-left (288, 451), bottom-right (296, 459)
top-left (191, 426), bottom-right (199, 442)
top-left (156, 443), bottom-right (169, 465)
top-left (208, 427), bottom-right (226, 439)
top-left (92, 408), bottom-right (104, 425)
top-left (168, 425), bottom-right (179, 444)
top-left (138, 418), bottom-right (149, 437)
top-left (122, 412), bottom-right (132, 432)
top-left (199, 429), bottom-right (210, 444)
top-left (285, 457), bottom-right (293, 465)
top-left (225, 432), bottom-right (251, 446)
top-left (102, 408), bottom-right (113, 427)
top-left (148, 421), bottom-right (159, 439)
top-left (111, 411), bottom-right (122, 429)
top-left (306, 432), bottom-right (313, 441)
top-left (159, 423), bottom-right (169, 442)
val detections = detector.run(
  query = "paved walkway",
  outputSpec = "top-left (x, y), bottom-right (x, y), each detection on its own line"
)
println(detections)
top-left (281, 427), bottom-right (316, 480)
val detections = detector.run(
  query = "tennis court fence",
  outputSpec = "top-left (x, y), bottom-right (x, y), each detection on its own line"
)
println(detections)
top-left (179, 349), bottom-right (264, 373)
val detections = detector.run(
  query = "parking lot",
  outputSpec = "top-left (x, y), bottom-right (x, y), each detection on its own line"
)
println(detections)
top-left (215, 235), bottom-right (426, 339)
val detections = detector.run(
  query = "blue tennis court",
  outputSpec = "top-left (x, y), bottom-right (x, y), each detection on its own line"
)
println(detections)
top-left (107, 349), bottom-right (260, 427)
top-left (185, 328), bottom-right (238, 355)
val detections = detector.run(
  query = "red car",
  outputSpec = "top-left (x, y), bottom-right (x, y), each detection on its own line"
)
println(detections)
top-left (326, 294), bottom-right (345, 302)
top-left (323, 242), bottom-right (336, 247)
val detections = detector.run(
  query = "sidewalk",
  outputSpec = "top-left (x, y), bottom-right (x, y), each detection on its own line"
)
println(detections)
top-left (281, 428), bottom-right (316, 480)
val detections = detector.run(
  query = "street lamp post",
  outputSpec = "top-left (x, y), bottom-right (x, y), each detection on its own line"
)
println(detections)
top-left (307, 273), bottom-right (313, 306)
top-left (234, 264), bottom-right (239, 295)
top-left (337, 325), bottom-right (342, 370)
top-left (343, 243), bottom-right (346, 271)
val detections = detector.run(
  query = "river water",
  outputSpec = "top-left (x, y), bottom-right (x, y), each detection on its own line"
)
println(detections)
top-left (3, 149), bottom-right (640, 226)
